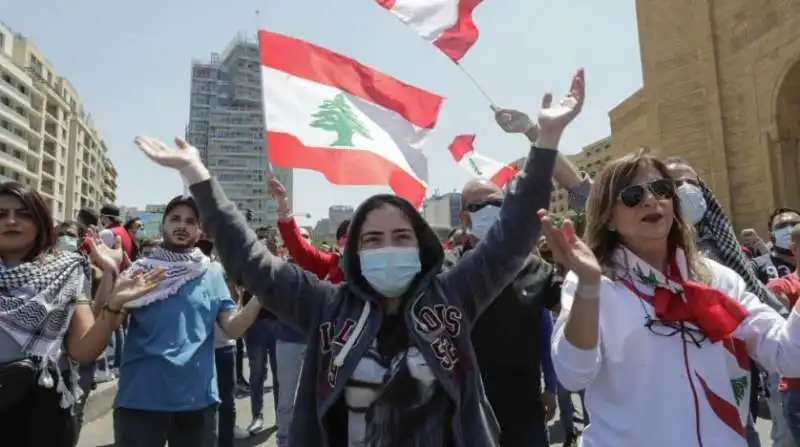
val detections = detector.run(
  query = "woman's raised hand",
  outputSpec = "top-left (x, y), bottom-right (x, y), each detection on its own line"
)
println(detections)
top-left (537, 209), bottom-right (600, 283)
top-left (537, 68), bottom-right (585, 142)
top-left (111, 268), bottom-right (166, 308)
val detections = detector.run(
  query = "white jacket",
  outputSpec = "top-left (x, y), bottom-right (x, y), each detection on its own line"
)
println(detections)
top-left (553, 257), bottom-right (800, 447)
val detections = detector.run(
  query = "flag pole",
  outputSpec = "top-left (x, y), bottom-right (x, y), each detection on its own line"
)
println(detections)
top-left (454, 62), bottom-right (495, 107)
top-left (254, 9), bottom-right (276, 179)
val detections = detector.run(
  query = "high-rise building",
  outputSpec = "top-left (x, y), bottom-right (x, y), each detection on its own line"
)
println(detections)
top-left (186, 33), bottom-right (292, 228)
top-left (0, 22), bottom-right (117, 222)
top-left (422, 192), bottom-right (461, 228)
top-left (328, 205), bottom-right (354, 236)
top-left (548, 136), bottom-right (612, 217)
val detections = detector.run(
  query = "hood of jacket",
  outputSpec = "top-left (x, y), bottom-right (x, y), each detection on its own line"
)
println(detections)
top-left (340, 194), bottom-right (444, 303)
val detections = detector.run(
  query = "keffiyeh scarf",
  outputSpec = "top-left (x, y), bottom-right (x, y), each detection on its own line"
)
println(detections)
top-left (0, 251), bottom-right (92, 408)
top-left (123, 246), bottom-right (209, 309)
top-left (695, 181), bottom-right (786, 314)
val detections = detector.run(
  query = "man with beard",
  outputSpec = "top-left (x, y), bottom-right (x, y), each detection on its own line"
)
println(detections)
top-left (113, 195), bottom-right (265, 447)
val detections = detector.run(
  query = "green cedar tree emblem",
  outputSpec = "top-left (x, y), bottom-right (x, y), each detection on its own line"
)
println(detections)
top-left (468, 157), bottom-right (483, 176)
top-left (309, 93), bottom-right (372, 147)
top-left (731, 375), bottom-right (748, 405)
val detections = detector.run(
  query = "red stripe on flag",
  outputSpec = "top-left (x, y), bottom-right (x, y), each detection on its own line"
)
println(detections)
top-left (259, 30), bottom-right (443, 129)
top-left (434, 0), bottom-right (483, 62)
top-left (448, 134), bottom-right (475, 162)
top-left (490, 165), bottom-right (519, 189)
top-left (694, 373), bottom-right (745, 438)
top-left (267, 132), bottom-right (426, 207)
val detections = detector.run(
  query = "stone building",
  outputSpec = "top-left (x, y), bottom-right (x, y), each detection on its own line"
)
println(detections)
top-left (610, 0), bottom-right (800, 234)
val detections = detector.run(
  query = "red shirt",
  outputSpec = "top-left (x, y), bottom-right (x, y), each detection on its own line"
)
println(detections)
top-left (277, 217), bottom-right (343, 284)
top-left (767, 274), bottom-right (800, 391)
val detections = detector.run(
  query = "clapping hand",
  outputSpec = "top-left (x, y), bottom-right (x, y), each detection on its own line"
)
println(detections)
top-left (86, 229), bottom-right (123, 273)
top-left (537, 209), bottom-right (600, 283)
top-left (112, 268), bottom-right (166, 309)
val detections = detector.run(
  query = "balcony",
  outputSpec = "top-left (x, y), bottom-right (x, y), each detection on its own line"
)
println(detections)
top-left (0, 78), bottom-right (29, 107)
top-left (0, 127), bottom-right (29, 152)
top-left (0, 151), bottom-right (29, 174)
top-left (0, 102), bottom-right (30, 130)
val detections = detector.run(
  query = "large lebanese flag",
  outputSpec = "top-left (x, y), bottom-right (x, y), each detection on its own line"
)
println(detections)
top-left (377, 0), bottom-right (483, 62)
top-left (448, 134), bottom-right (519, 188)
top-left (258, 30), bottom-right (443, 207)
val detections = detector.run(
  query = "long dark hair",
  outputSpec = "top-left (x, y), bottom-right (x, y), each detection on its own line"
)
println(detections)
top-left (0, 181), bottom-right (56, 261)
top-left (344, 194), bottom-right (440, 283)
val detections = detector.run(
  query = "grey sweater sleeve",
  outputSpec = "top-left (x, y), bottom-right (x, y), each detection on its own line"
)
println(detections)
top-left (190, 178), bottom-right (335, 333)
top-left (440, 146), bottom-right (557, 324)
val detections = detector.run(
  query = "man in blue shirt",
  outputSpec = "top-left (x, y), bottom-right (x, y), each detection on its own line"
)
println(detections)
top-left (112, 195), bottom-right (264, 447)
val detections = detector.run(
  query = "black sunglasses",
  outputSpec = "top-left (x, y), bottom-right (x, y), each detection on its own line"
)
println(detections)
top-left (463, 198), bottom-right (503, 213)
top-left (619, 179), bottom-right (675, 208)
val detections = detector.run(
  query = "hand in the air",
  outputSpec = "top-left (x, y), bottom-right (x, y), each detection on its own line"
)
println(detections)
top-left (492, 107), bottom-right (536, 134)
top-left (86, 229), bottom-right (123, 273)
top-left (538, 209), bottom-right (600, 283)
top-left (113, 268), bottom-right (166, 309)
top-left (267, 176), bottom-right (291, 220)
top-left (135, 136), bottom-right (203, 171)
top-left (537, 68), bottom-right (585, 138)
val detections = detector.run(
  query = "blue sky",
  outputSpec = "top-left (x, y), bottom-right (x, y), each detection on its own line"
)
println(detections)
top-left (1, 0), bottom-right (642, 226)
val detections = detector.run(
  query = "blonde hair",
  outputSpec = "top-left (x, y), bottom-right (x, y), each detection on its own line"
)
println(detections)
top-left (583, 150), bottom-right (710, 283)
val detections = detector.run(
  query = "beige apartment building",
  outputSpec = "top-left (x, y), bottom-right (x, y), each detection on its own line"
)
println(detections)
top-left (0, 22), bottom-right (116, 222)
top-left (548, 136), bottom-right (612, 217)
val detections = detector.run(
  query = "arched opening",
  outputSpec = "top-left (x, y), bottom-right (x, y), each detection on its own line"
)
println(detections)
top-left (774, 61), bottom-right (800, 210)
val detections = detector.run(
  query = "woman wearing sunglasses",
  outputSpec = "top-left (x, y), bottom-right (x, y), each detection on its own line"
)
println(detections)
top-left (543, 150), bottom-right (800, 447)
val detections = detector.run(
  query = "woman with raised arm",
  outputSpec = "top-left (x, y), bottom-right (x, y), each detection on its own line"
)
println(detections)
top-left (0, 181), bottom-right (163, 446)
top-left (545, 151), bottom-right (800, 447)
top-left (134, 71), bottom-right (581, 446)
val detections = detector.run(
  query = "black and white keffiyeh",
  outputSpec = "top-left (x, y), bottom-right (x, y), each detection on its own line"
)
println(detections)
top-left (123, 246), bottom-right (209, 309)
top-left (0, 251), bottom-right (91, 407)
top-left (696, 181), bottom-right (787, 314)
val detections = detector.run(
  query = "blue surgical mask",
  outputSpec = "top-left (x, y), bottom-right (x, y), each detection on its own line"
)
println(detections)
top-left (774, 227), bottom-right (793, 250)
top-left (676, 183), bottom-right (707, 225)
top-left (470, 205), bottom-right (501, 240)
top-left (359, 247), bottom-right (421, 298)
top-left (58, 235), bottom-right (78, 252)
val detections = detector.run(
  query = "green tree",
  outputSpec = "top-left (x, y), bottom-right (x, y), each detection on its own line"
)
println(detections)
top-left (309, 93), bottom-right (372, 147)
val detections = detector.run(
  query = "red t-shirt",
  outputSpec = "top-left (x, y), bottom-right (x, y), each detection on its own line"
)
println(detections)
top-left (767, 274), bottom-right (800, 391)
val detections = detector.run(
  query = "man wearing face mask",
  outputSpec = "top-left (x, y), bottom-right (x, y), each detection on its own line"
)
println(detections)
top-left (444, 95), bottom-right (591, 445)
top-left (753, 208), bottom-right (800, 286)
top-left (667, 158), bottom-right (787, 447)
top-left (749, 208), bottom-right (800, 447)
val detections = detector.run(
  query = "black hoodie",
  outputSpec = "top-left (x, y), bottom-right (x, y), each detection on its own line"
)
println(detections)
top-left (191, 146), bottom-right (557, 446)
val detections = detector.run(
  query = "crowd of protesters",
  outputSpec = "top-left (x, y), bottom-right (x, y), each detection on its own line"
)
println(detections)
top-left (5, 68), bottom-right (800, 447)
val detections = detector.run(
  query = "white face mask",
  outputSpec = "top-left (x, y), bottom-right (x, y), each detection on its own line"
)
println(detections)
top-left (774, 227), bottom-right (793, 250)
top-left (469, 205), bottom-right (501, 240)
top-left (359, 247), bottom-right (421, 298)
top-left (676, 183), bottom-right (707, 225)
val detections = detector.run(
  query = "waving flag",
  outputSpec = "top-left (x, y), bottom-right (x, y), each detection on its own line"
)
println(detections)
top-left (377, 0), bottom-right (484, 62)
top-left (259, 30), bottom-right (443, 207)
top-left (448, 134), bottom-right (519, 188)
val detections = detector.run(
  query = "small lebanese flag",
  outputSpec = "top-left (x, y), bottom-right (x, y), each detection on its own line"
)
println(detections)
top-left (259, 30), bottom-right (443, 207)
top-left (448, 134), bottom-right (519, 188)
top-left (377, 0), bottom-right (484, 62)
